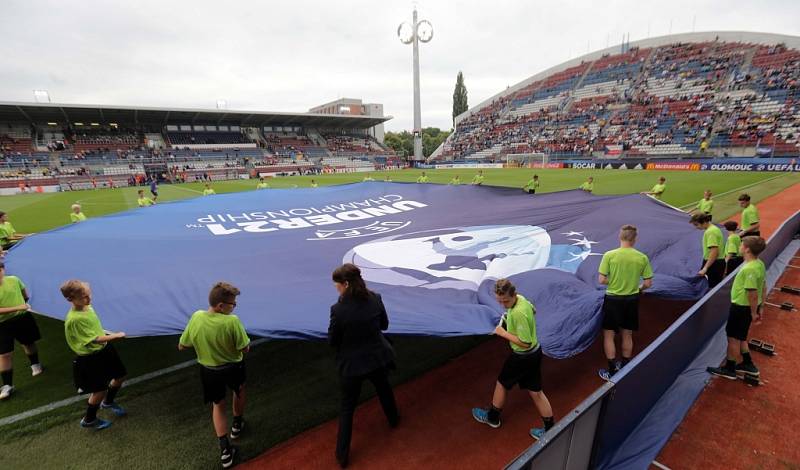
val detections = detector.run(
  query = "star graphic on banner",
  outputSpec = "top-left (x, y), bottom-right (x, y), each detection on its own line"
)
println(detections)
top-left (568, 237), bottom-right (599, 249)
top-left (561, 231), bottom-right (584, 237)
top-left (567, 251), bottom-right (603, 262)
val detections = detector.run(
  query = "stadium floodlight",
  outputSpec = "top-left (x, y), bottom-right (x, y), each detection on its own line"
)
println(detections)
top-left (216, 100), bottom-right (228, 110)
top-left (33, 90), bottom-right (51, 103)
top-left (398, 7), bottom-right (433, 161)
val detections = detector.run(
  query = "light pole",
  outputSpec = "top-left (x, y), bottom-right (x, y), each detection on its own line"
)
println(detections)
top-left (398, 8), bottom-right (433, 161)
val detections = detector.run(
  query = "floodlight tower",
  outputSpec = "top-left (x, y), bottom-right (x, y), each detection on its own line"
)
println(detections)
top-left (398, 8), bottom-right (433, 160)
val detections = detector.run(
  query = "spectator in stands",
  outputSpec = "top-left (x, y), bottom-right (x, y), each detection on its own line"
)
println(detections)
top-left (449, 175), bottom-right (462, 185)
top-left (137, 190), bottom-right (155, 207)
top-left (203, 184), bottom-right (216, 196)
top-left (0, 262), bottom-right (42, 400)
top-left (471, 279), bottom-right (555, 440)
top-left (641, 177), bottom-right (666, 200)
top-left (723, 221), bottom-right (743, 274)
top-left (523, 174), bottom-right (540, 194)
top-left (597, 225), bottom-right (653, 380)
top-left (310, 180), bottom-right (319, 188)
top-left (256, 178), bottom-right (269, 190)
top-left (738, 194), bottom-right (760, 237)
top-left (692, 190), bottom-right (714, 218)
top-left (690, 213), bottom-right (725, 289)
top-left (471, 170), bottom-right (485, 185)
top-left (707, 236), bottom-right (766, 380)
top-left (59, 280), bottom-right (128, 430)
top-left (416, 172), bottom-right (429, 184)
top-left (70, 204), bottom-right (87, 223)
top-left (91, 178), bottom-right (97, 190)
top-left (0, 212), bottom-right (31, 249)
top-left (328, 263), bottom-right (398, 468)
top-left (579, 177), bottom-right (594, 193)
top-left (179, 282), bottom-right (250, 469)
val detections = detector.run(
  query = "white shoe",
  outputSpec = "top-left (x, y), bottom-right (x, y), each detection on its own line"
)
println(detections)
top-left (0, 384), bottom-right (14, 400)
top-left (31, 364), bottom-right (44, 377)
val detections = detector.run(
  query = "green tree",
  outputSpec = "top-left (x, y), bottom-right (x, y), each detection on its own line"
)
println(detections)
top-left (452, 71), bottom-right (469, 126)
top-left (385, 128), bottom-right (450, 158)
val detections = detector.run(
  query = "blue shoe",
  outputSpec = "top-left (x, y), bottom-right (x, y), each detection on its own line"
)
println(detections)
top-left (80, 418), bottom-right (112, 430)
top-left (530, 427), bottom-right (546, 441)
top-left (471, 407), bottom-right (501, 429)
top-left (100, 401), bottom-right (127, 417)
top-left (598, 368), bottom-right (613, 381)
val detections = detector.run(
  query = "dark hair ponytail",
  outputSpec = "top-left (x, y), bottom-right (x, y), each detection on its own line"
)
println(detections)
top-left (689, 213), bottom-right (712, 225)
top-left (332, 263), bottom-right (370, 300)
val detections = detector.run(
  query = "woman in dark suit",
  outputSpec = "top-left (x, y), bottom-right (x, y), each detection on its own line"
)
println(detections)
top-left (329, 263), bottom-right (399, 468)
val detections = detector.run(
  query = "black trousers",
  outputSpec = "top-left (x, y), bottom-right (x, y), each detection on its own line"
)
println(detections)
top-left (336, 367), bottom-right (398, 460)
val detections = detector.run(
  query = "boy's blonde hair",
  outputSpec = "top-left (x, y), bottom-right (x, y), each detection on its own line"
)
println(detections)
top-left (71, 203), bottom-right (81, 211)
top-left (619, 224), bottom-right (638, 242)
top-left (60, 279), bottom-right (88, 301)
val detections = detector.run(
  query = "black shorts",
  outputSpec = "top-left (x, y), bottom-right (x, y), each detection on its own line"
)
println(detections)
top-left (601, 294), bottom-right (640, 332)
top-left (73, 344), bottom-right (127, 393)
top-left (703, 259), bottom-right (726, 289)
top-left (726, 256), bottom-right (743, 273)
top-left (200, 361), bottom-right (246, 404)
top-left (151, 190), bottom-right (158, 197)
top-left (526, 189), bottom-right (536, 195)
top-left (726, 304), bottom-right (753, 341)
top-left (497, 347), bottom-right (543, 392)
top-left (0, 312), bottom-right (41, 354)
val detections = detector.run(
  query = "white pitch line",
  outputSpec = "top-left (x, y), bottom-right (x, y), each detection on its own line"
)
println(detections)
top-left (0, 338), bottom-right (267, 428)
top-left (677, 173), bottom-right (788, 210)
top-left (166, 185), bottom-right (204, 195)
top-left (652, 460), bottom-right (673, 470)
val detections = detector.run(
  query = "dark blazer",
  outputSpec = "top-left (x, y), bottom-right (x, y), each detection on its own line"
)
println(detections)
top-left (329, 291), bottom-right (395, 377)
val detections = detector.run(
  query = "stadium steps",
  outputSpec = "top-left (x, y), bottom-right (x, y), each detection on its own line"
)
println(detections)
top-left (561, 59), bottom-right (597, 112)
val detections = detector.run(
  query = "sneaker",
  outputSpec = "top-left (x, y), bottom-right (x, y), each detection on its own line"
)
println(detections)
top-left (80, 418), bottom-right (113, 430)
top-left (100, 401), bottom-right (128, 417)
top-left (707, 366), bottom-right (737, 380)
top-left (598, 369), bottom-right (613, 382)
top-left (530, 427), bottom-right (546, 441)
top-left (614, 361), bottom-right (624, 372)
top-left (231, 418), bottom-right (245, 440)
top-left (735, 362), bottom-right (760, 377)
top-left (31, 364), bottom-right (44, 377)
top-left (471, 407), bottom-right (501, 429)
top-left (0, 385), bottom-right (14, 400)
top-left (221, 446), bottom-right (237, 469)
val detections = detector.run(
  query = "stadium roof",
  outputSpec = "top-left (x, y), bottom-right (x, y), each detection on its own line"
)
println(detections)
top-left (0, 101), bottom-right (391, 128)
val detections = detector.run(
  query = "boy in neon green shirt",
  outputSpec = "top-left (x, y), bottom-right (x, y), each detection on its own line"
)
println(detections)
top-left (471, 171), bottom-right (485, 185)
top-left (523, 174), bottom-right (540, 194)
top-left (723, 221), bottom-right (743, 274)
top-left (579, 177), bottom-right (594, 193)
top-left (70, 204), bottom-right (87, 223)
top-left (137, 190), bottom-right (155, 207)
top-left (694, 189), bottom-right (714, 217)
top-left (708, 236), bottom-right (766, 380)
top-left (0, 212), bottom-right (31, 248)
top-left (738, 193), bottom-right (760, 236)
top-left (690, 213), bottom-right (725, 288)
top-left (256, 178), bottom-right (269, 190)
top-left (60, 280), bottom-right (128, 430)
top-left (472, 279), bottom-right (555, 441)
top-left (416, 172), bottom-right (429, 183)
top-left (203, 184), bottom-right (217, 196)
top-left (597, 225), bottom-right (653, 380)
top-left (449, 175), bottom-right (461, 185)
top-left (0, 262), bottom-right (41, 400)
top-left (310, 180), bottom-right (319, 188)
top-left (179, 282), bottom-right (250, 468)
top-left (641, 176), bottom-right (666, 200)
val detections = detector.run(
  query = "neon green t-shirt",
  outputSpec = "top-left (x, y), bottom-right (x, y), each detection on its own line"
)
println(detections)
top-left (523, 179), bottom-right (540, 191)
top-left (137, 197), bottom-right (154, 207)
top-left (650, 183), bottom-right (666, 199)
top-left (0, 222), bottom-right (16, 245)
top-left (580, 182), bottom-right (594, 192)
top-left (179, 310), bottom-right (250, 367)
top-left (417, 175), bottom-right (429, 183)
top-left (449, 178), bottom-right (461, 185)
top-left (256, 182), bottom-right (269, 189)
top-left (599, 247), bottom-right (654, 296)
top-left (363, 177), bottom-right (374, 182)
top-left (702, 225), bottom-right (723, 260)
top-left (0, 276), bottom-right (27, 323)
top-left (725, 233), bottom-right (742, 256)
top-left (741, 204), bottom-right (759, 231)
top-left (472, 175), bottom-right (484, 185)
top-left (64, 306), bottom-right (105, 356)
top-left (203, 189), bottom-right (216, 196)
top-left (70, 212), bottom-right (87, 223)
top-left (505, 295), bottom-right (538, 353)
top-left (696, 198), bottom-right (714, 214)
top-left (731, 259), bottom-right (766, 306)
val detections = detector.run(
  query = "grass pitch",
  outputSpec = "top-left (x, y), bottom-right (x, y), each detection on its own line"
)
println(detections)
top-left (0, 168), bottom-right (797, 469)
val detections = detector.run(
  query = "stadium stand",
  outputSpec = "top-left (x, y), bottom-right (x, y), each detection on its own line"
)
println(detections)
top-left (439, 36), bottom-right (800, 161)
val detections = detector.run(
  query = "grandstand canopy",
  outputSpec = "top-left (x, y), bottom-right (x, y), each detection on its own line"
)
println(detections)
top-left (0, 101), bottom-right (391, 129)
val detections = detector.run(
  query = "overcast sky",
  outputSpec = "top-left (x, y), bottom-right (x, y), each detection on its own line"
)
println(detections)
top-left (2, 0), bottom-right (800, 131)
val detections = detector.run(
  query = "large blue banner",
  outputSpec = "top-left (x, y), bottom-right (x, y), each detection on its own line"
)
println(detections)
top-left (8, 184), bottom-right (706, 358)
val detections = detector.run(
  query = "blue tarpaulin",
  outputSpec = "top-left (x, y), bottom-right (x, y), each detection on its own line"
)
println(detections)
top-left (8, 183), bottom-right (706, 358)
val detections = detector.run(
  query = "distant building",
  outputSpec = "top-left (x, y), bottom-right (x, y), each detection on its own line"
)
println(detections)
top-left (310, 98), bottom-right (385, 143)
